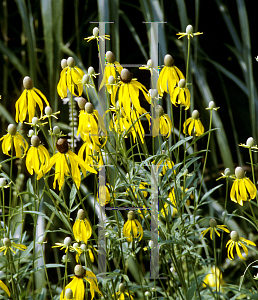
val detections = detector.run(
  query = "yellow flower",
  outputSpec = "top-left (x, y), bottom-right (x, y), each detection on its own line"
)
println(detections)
top-left (0, 238), bottom-right (27, 255)
top-left (100, 51), bottom-right (123, 94)
top-left (97, 184), bottom-right (110, 206)
top-left (230, 167), bottom-right (257, 206)
top-left (129, 109), bottom-right (150, 144)
top-left (183, 109), bottom-right (204, 136)
top-left (123, 210), bottom-right (143, 242)
top-left (26, 136), bottom-right (50, 179)
top-left (112, 68), bottom-right (150, 119)
top-left (73, 209), bottom-right (92, 244)
top-left (0, 124), bottom-right (28, 158)
top-left (203, 267), bottom-right (224, 290)
top-left (113, 283), bottom-right (134, 300)
top-left (171, 79), bottom-right (190, 109)
top-left (77, 103), bottom-right (102, 150)
top-left (176, 24), bottom-right (203, 39)
top-left (0, 280), bottom-right (10, 297)
top-left (15, 76), bottom-right (49, 123)
top-left (84, 26), bottom-right (110, 42)
top-left (60, 265), bottom-right (102, 300)
top-left (40, 138), bottom-right (97, 190)
top-left (226, 231), bottom-right (256, 260)
top-left (57, 57), bottom-right (84, 99)
top-left (157, 54), bottom-right (184, 97)
top-left (161, 187), bottom-right (192, 218)
top-left (154, 151), bottom-right (175, 176)
top-left (201, 218), bottom-right (230, 240)
top-left (153, 105), bottom-right (172, 138)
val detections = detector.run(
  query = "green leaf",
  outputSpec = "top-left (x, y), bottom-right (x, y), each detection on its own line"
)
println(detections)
top-left (69, 184), bottom-right (77, 209)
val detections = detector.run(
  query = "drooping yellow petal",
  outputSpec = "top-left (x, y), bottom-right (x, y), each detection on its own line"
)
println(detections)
top-left (0, 279), bottom-right (10, 297)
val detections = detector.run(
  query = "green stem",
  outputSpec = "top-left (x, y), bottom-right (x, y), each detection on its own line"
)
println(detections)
top-left (40, 244), bottom-right (53, 300)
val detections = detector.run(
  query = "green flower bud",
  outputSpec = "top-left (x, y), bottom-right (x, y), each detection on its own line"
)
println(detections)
top-left (155, 105), bottom-right (164, 117)
top-left (106, 51), bottom-right (115, 63)
top-left (178, 79), bottom-right (186, 88)
top-left (23, 76), bottom-right (33, 89)
top-left (149, 89), bottom-right (158, 98)
top-left (186, 25), bottom-right (193, 34)
top-left (235, 166), bottom-right (245, 179)
top-left (93, 27), bottom-right (99, 37)
top-left (224, 168), bottom-right (230, 176)
top-left (230, 231), bottom-right (239, 242)
top-left (64, 237), bottom-right (72, 247)
top-left (128, 210), bottom-right (135, 220)
top-left (209, 218), bottom-right (217, 228)
top-left (45, 106), bottom-right (52, 116)
top-left (148, 240), bottom-right (154, 248)
top-left (246, 137), bottom-right (254, 147)
top-left (108, 76), bottom-right (115, 84)
top-left (77, 209), bottom-right (85, 220)
top-left (164, 54), bottom-right (174, 67)
top-left (0, 178), bottom-right (7, 188)
top-left (147, 59), bottom-right (154, 68)
top-left (82, 74), bottom-right (90, 84)
top-left (65, 288), bottom-right (73, 299)
top-left (74, 264), bottom-right (85, 277)
top-left (53, 126), bottom-right (60, 135)
top-left (32, 117), bottom-right (39, 125)
top-left (85, 102), bottom-right (94, 114)
top-left (61, 59), bottom-right (67, 69)
top-left (81, 243), bottom-right (87, 251)
top-left (7, 124), bottom-right (17, 135)
top-left (28, 129), bottom-right (34, 137)
top-left (3, 237), bottom-right (11, 247)
top-left (192, 110), bottom-right (199, 119)
top-left (37, 236), bottom-right (45, 244)
top-left (145, 291), bottom-right (151, 297)
top-left (73, 243), bottom-right (79, 248)
top-left (31, 135), bottom-right (40, 147)
top-left (119, 283), bottom-right (125, 293)
top-left (77, 97), bottom-right (87, 110)
top-left (67, 57), bottom-right (75, 68)
top-left (88, 66), bottom-right (95, 76)
top-left (209, 101), bottom-right (215, 109)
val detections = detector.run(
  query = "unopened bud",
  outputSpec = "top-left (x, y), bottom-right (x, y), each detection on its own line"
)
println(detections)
top-left (246, 137), bottom-right (254, 147)
top-left (3, 238), bottom-right (11, 247)
top-left (209, 218), bottom-right (217, 228)
top-left (209, 101), bottom-right (215, 109)
top-left (45, 106), bottom-right (52, 116)
top-left (119, 283), bottom-right (125, 293)
top-left (61, 59), bottom-right (67, 69)
top-left (67, 57), bottom-right (75, 68)
top-left (230, 231), bottom-right (239, 242)
top-left (186, 25), bottom-right (193, 35)
top-left (108, 76), bottom-right (115, 84)
top-left (82, 74), bottom-right (90, 84)
top-left (0, 178), bottom-right (7, 188)
top-left (155, 105), bottom-right (164, 117)
top-left (64, 237), bottom-right (72, 247)
top-left (88, 66), bottom-right (95, 76)
top-left (147, 59), bottom-right (154, 68)
top-left (93, 27), bottom-right (99, 37)
top-left (53, 126), bottom-right (60, 135)
top-left (32, 117), bottom-right (39, 125)
top-left (65, 288), bottom-right (73, 299)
